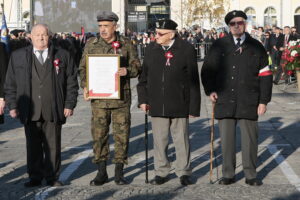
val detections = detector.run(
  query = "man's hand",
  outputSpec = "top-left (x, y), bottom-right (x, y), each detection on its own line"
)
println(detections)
top-left (140, 104), bottom-right (149, 112)
top-left (83, 87), bottom-right (90, 101)
top-left (10, 109), bottom-right (18, 118)
top-left (64, 108), bottom-right (73, 117)
top-left (209, 92), bottom-right (218, 103)
top-left (189, 115), bottom-right (197, 118)
top-left (118, 67), bottom-right (127, 76)
top-left (0, 100), bottom-right (5, 115)
top-left (257, 104), bottom-right (267, 115)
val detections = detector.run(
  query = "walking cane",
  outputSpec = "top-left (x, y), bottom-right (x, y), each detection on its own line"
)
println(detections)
top-left (145, 111), bottom-right (149, 184)
top-left (209, 103), bottom-right (215, 184)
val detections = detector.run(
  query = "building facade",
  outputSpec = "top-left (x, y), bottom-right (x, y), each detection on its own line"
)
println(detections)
top-left (230, 0), bottom-right (300, 28)
top-left (1, 0), bottom-right (300, 33)
top-left (0, 0), bottom-right (30, 31)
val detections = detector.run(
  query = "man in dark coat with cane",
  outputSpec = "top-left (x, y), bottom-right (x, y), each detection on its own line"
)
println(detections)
top-left (201, 10), bottom-right (273, 186)
top-left (137, 19), bottom-right (201, 186)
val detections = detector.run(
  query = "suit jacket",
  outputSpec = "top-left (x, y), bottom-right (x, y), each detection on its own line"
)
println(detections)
top-left (4, 45), bottom-right (79, 124)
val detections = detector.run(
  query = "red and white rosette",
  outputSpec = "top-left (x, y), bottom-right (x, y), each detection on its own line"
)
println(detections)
top-left (53, 59), bottom-right (60, 74)
top-left (165, 51), bottom-right (173, 66)
top-left (112, 41), bottom-right (120, 54)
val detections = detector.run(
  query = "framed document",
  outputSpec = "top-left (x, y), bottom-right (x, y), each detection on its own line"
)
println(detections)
top-left (86, 54), bottom-right (120, 99)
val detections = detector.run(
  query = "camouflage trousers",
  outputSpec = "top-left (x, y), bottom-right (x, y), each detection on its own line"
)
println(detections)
top-left (91, 106), bottom-right (130, 164)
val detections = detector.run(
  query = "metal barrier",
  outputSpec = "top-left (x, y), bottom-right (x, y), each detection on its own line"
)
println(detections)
top-left (137, 42), bottom-right (213, 61)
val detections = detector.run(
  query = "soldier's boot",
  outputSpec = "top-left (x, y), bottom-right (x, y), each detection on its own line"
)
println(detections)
top-left (115, 163), bottom-right (129, 185)
top-left (90, 161), bottom-right (108, 186)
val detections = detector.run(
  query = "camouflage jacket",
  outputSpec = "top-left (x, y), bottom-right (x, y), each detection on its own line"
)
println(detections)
top-left (79, 33), bottom-right (141, 108)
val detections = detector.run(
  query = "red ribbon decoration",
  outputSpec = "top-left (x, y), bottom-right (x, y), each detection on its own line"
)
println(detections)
top-left (165, 51), bottom-right (174, 66)
top-left (112, 41), bottom-right (120, 54)
top-left (53, 59), bottom-right (60, 74)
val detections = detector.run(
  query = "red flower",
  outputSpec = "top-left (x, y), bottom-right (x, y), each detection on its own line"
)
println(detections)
top-left (164, 51), bottom-right (174, 66)
top-left (112, 41), bottom-right (121, 54)
top-left (53, 59), bottom-right (60, 74)
top-left (287, 70), bottom-right (293, 76)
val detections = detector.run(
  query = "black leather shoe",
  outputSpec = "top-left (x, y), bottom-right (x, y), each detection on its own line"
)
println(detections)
top-left (47, 180), bottom-right (63, 187)
top-left (180, 175), bottom-right (193, 186)
top-left (218, 177), bottom-right (235, 185)
top-left (114, 163), bottom-right (129, 185)
top-left (24, 179), bottom-right (42, 187)
top-left (150, 176), bottom-right (168, 185)
top-left (115, 177), bottom-right (129, 185)
top-left (245, 178), bottom-right (263, 186)
top-left (90, 161), bottom-right (109, 186)
top-left (90, 173), bottom-right (108, 186)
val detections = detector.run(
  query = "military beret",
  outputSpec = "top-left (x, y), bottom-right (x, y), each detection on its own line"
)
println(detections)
top-left (155, 19), bottom-right (178, 30)
top-left (225, 10), bottom-right (247, 25)
top-left (97, 11), bottom-right (119, 22)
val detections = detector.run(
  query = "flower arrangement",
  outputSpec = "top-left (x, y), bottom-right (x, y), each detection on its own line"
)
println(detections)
top-left (281, 39), bottom-right (300, 72)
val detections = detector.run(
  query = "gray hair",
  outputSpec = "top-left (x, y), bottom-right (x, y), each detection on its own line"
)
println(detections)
top-left (31, 23), bottom-right (52, 36)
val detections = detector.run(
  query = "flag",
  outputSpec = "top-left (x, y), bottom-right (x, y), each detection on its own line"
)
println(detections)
top-left (1, 11), bottom-right (10, 53)
top-left (81, 26), bottom-right (86, 44)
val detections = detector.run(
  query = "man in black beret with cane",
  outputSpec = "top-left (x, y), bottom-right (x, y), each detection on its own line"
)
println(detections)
top-left (201, 10), bottom-right (273, 186)
top-left (137, 19), bottom-right (201, 186)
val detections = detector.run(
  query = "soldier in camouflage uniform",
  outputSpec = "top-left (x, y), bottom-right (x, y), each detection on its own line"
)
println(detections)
top-left (79, 11), bottom-right (141, 186)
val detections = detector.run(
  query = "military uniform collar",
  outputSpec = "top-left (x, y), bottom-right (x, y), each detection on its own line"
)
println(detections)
top-left (93, 32), bottom-right (125, 45)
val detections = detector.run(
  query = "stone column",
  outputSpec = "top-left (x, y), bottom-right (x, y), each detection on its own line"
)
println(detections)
top-left (112, 0), bottom-right (126, 34)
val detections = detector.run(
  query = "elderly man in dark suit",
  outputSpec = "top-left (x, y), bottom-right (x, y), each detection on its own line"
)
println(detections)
top-left (5, 24), bottom-right (78, 187)
top-left (137, 19), bottom-right (201, 186)
top-left (0, 42), bottom-right (8, 124)
top-left (201, 10), bottom-right (273, 186)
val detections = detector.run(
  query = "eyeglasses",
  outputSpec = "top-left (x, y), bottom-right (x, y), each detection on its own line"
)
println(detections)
top-left (155, 31), bottom-right (171, 37)
top-left (229, 21), bottom-right (245, 27)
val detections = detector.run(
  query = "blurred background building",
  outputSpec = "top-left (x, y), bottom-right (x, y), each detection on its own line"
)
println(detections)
top-left (1, 0), bottom-right (300, 33)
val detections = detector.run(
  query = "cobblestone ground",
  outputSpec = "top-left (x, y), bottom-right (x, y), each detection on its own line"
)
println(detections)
top-left (1, 64), bottom-right (300, 199)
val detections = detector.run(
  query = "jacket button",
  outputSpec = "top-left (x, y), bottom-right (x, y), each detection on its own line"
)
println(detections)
top-left (233, 66), bottom-right (235, 69)
top-left (232, 76), bottom-right (234, 79)
top-left (231, 89), bottom-right (234, 91)
top-left (38, 95), bottom-right (41, 99)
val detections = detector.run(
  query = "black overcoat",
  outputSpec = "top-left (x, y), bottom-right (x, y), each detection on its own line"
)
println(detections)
top-left (0, 42), bottom-right (8, 124)
top-left (201, 33), bottom-right (273, 120)
top-left (4, 45), bottom-right (78, 124)
top-left (137, 37), bottom-right (201, 117)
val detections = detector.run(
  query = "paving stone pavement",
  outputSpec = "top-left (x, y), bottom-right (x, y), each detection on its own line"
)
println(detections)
top-left (0, 63), bottom-right (300, 200)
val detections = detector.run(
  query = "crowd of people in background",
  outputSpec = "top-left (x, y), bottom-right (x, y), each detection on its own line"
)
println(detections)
top-left (2, 24), bottom-right (300, 85)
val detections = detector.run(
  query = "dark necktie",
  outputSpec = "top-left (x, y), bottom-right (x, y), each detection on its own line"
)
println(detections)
top-left (236, 38), bottom-right (241, 48)
top-left (37, 50), bottom-right (44, 65)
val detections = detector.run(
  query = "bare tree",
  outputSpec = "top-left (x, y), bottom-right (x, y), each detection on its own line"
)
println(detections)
top-left (182, 0), bottom-right (229, 28)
